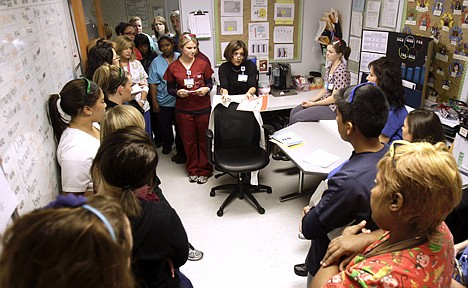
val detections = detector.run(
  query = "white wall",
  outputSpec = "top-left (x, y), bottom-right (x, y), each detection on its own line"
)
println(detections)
top-left (178, 0), bottom-right (351, 79)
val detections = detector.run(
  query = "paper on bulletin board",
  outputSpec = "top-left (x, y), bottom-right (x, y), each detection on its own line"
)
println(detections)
top-left (251, 0), bottom-right (268, 21)
top-left (220, 41), bottom-right (229, 60)
top-left (352, 0), bottom-right (366, 12)
top-left (349, 36), bottom-right (361, 62)
top-left (221, 17), bottom-right (243, 35)
top-left (0, 170), bottom-right (19, 234)
top-left (351, 11), bottom-right (363, 37)
top-left (360, 52), bottom-right (386, 72)
top-left (249, 40), bottom-right (269, 56)
top-left (274, 2), bottom-right (295, 24)
top-left (249, 22), bottom-right (269, 40)
top-left (366, 1), bottom-right (381, 28)
top-left (274, 26), bottom-right (294, 43)
top-left (221, 0), bottom-right (243, 17)
top-left (380, 0), bottom-right (399, 28)
top-left (274, 44), bottom-right (294, 60)
top-left (361, 30), bottom-right (388, 53)
top-left (188, 12), bottom-right (212, 38)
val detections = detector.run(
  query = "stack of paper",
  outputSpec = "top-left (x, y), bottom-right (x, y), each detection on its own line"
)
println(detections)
top-left (271, 131), bottom-right (304, 147)
top-left (303, 149), bottom-right (340, 168)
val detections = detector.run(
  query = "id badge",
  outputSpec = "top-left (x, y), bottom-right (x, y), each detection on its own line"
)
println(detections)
top-left (238, 74), bottom-right (248, 82)
top-left (184, 78), bottom-right (194, 88)
top-left (327, 82), bottom-right (334, 91)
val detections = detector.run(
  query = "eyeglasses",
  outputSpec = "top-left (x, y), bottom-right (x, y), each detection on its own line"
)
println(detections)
top-left (348, 82), bottom-right (376, 103)
top-left (389, 140), bottom-right (410, 167)
top-left (233, 52), bottom-right (245, 58)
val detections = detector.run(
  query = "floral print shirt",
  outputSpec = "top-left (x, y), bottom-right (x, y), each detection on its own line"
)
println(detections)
top-left (323, 222), bottom-right (454, 288)
top-left (323, 61), bottom-right (350, 112)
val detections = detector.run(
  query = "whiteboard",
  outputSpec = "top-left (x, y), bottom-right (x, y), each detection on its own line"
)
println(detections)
top-left (0, 0), bottom-right (80, 220)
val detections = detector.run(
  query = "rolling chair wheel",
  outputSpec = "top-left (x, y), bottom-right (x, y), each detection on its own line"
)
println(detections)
top-left (266, 188), bottom-right (272, 194)
top-left (210, 190), bottom-right (216, 197)
top-left (217, 209), bottom-right (224, 217)
top-left (258, 207), bottom-right (265, 214)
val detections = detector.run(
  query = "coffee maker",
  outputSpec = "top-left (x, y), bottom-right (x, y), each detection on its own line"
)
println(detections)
top-left (269, 63), bottom-right (297, 96)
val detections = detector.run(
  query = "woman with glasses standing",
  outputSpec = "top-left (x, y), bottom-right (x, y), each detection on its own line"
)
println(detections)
top-left (114, 35), bottom-right (152, 138)
top-left (47, 79), bottom-right (106, 195)
top-left (164, 34), bottom-right (214, 184)
top-left (218, 40), bottom-right (257, 100)
top-left (85, 39), bottom-right (120, 79)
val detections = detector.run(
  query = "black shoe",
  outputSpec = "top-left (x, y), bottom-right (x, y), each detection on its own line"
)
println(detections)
top-left (272, 151), bottom-right (289, 161)
top-left (171, 154), bottom-right (186, 164)
top-left (154, 140), bottom-right (162, 148)
top-left (294, 263), bottom-right (308, 277)
top-left (162, 146), bottom-right (172, 154)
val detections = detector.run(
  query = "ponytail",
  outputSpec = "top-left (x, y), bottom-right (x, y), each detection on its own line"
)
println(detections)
top-left (119, 187), bottom-right (142, 219)
top-left (47, 94), bottom-right (68, 143)
top-left (331, 38), bottom-right (351, 61)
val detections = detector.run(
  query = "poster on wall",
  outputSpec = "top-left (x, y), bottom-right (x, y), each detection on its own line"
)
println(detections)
top-left (251, 0), bottom-right (268, 21)
top-left (221, 0), bottom-right (243, 17)
top-left (126, 0), bottom-right (149, 27)
top-left (221, 17), bottom-right (244, 35)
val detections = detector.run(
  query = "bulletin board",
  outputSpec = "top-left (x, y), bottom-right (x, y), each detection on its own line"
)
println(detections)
top-left (0, 0), bottom-right (80, 229)
top-left (401, 0), bottom-right (467, 102)
top-left (213, 0), bottom-right (304, 66)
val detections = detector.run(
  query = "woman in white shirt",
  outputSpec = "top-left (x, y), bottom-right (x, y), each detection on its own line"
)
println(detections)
top-left (47, 78), bottom-right (106, 195)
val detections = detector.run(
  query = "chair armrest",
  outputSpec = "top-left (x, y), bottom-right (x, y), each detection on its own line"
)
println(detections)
top-left (262, 124), bottom-right (276, 136)
top-left (262, 124), bottom-right (275, 155)
top-left (206, 129), bottom-right (215, 165)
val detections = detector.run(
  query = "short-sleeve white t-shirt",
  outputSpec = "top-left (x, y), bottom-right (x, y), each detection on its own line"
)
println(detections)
top-left (56, 127), bottom-right (100, 193)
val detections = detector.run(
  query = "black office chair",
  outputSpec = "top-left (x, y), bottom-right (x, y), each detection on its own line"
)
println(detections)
top-left (206, 102), bottom-right (272, 216)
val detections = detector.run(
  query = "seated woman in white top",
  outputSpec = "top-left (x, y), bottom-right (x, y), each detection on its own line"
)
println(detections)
top-left (47, 78), bottom-right (106, 195)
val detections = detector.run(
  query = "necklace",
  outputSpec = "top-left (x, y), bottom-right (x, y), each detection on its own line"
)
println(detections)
top-left (364, 235), bottom-right (427, 258)
top-left (164, 54), bottom-right (174, 65)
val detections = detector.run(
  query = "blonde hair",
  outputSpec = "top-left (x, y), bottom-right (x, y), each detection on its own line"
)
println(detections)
top-left (0, 195), bottom-right (134, 288)
top-left (100, 105), bottom-right (145, 141)
top-left (93, 64), bottom-right (129, 96)
top-left (128, 16), bottom-right (141, 24)
top-left (114, 35), bottom-right (135, 61)
top-left (377, 142), bottom-right (462, 238)
top-left (178, 34), bottom-right (198, 51)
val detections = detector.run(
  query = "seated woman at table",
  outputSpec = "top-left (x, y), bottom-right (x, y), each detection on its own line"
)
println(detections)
top-left (218, 40), bottom-right (257, 100)
top-left (402, 109), bottom-right (445, 144)
top-left (366, 57), bottom-right (407, 144)
top-left (311, 141), bottom-right (462, 288)
top-left (289, 38), bottom-right (351, 124)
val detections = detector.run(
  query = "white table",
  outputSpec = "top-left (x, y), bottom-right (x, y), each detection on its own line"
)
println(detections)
top-left (210, 87), bottom-right (319, 111)
top-left (273, 121), bottom-right (353, 202)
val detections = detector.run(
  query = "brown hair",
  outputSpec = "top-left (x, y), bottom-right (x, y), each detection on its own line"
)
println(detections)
top-left (114, 35), bottom-right (136, 61)
top-left (92, 126), bottom-right (158, 219)
top-left (329, 38), bottom-right (351, 60)
top-left (223, 40), bottom-right (248, 62)
top-left (377, 142), bottom-right (462, 238)
top-left (47, 78), bottom-right (102, 142)
top-left (405, 109), bottom-right (445, 144)
top-left (152, 16), bottom-right (170, 37)
top-left (0, 195), bottom-right (134, 288)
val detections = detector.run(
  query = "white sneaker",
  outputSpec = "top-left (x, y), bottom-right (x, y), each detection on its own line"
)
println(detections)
top-left (189, 175), bottom-right (198, 183)
top-left (197, 176), bottom-right (208, 184)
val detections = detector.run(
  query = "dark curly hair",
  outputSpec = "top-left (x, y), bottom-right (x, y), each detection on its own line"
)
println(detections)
top-left (368, 57), bottom-right (406, 109)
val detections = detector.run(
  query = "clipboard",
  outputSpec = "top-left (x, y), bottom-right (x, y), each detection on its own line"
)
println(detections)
top-left (188, 10), bottom-right (212, 39)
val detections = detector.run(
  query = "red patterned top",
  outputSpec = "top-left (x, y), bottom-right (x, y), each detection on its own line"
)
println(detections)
top-left (323, 61), bottom-right (350, 112)
top-left (323, 222), bottom-right (455, 288)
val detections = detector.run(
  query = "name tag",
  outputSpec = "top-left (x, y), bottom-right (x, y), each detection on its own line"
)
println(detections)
top-left (238, 74), bottom-right (248, 82)
top-left (184, 78), bottom-right (194, 88)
